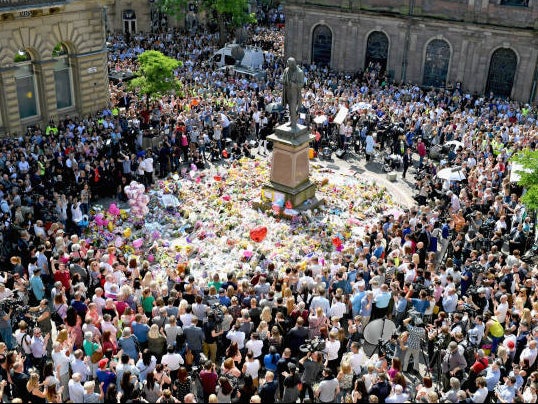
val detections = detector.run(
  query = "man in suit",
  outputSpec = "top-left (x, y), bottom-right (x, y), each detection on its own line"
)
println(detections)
top-left (117, 91), bottom-right (131, 109)
top-left (182, 316), bottom-right (205, 366)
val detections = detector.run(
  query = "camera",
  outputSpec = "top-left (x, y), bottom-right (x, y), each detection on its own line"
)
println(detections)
top-left (299, 337), bottom-right (326, 353)
top-left (207, 303), bottom-right (225, 325)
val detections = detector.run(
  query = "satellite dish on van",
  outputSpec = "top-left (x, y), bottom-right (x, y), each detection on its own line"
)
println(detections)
top-left (230, 44), bottom-right (245, 64)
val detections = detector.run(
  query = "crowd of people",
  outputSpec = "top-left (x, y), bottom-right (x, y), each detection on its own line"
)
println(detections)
top-left (0, 8), bottom-right (537, 404)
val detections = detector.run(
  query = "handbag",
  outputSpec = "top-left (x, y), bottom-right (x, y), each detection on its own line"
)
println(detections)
top-left (184, 345), bottom-right (194, 366)
top-left (90, 349), bottom-right (104, 364)
top-left (50, 305), bottom-right (64, 326)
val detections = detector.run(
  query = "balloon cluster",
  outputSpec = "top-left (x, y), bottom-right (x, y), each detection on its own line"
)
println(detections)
top-left (125, 181), bottom-right (150, 219)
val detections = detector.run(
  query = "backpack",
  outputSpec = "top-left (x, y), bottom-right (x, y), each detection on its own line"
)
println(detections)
top-left (184, 345), bottom-right (194, 366)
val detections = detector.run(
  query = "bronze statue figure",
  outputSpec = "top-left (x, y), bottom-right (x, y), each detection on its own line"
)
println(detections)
top-left (281, 57), bottom-right (304, 131)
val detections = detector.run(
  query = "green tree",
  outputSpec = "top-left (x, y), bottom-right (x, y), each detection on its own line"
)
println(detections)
top-left (128, 50), bottom-right (182, 103)
top-left (157, 0), bottom-right (256, 44)
top-left (510, 149), bottom-right (538, 211)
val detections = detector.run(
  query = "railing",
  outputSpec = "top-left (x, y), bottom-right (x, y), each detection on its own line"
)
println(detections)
top-left (0, 0), bottom-right (67, 9)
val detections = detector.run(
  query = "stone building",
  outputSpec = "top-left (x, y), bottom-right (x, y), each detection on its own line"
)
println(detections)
top-left (106, 0), bottom-right (197, 35)
top-left (0, 0), bottom-right (112, 135)
top-left (285, 0), bottom-right (538, 103)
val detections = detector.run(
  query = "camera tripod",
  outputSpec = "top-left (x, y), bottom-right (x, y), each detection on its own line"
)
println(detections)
top-left (369, 337), bottom-right (389, 359)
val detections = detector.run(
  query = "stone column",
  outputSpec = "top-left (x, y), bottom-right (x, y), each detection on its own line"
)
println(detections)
top-left (262, 123), bottom-right (317, 208)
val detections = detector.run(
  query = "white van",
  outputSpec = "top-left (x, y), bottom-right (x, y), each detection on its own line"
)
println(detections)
top-left (211, 44), bottom-right (265, 69)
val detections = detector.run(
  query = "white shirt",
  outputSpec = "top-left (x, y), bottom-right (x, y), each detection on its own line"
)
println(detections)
top-left (324, 339), bottom-right (340, 361)
top-left (349, 351), bottom-right (365, 375)
top-left (52, 349), bottom-right (71, 376)
top-left (180, 313), bottom-right (193, 328)
top-left (471, 386), bottom-right (488, 403)
top-left (71, 203), bottom-right (83, 224)
top-left (386, 393), bottom-right (410, 403)
top-left (14, 330), bottom-right (32, 355)
top-left (496, 302), bottom-right (509, 323)
top-left (245, 339), bottom-right (264, 358)
top-left (404, 267), bottom-right (416, 284)
top-left (226, 329), bottom-right (246, 350)
top-left (329, 302), bottom-right (347, 319)
top-left (70, 357), bottom-right (91, 381)
top-left (101, 321), bottom-right (118, 341)
top-left (521, 346), bottom-right (538, 368)
top-left (161, 352), bottom-right (184, 371)
top-left (243, 359), bottom-right (260, 379)
top-left (92, 295), bottom-right (106, 314)
top-left (68, 380), bottom-right (84, 403)
top-left (143, 157), bottom-right (154, 173)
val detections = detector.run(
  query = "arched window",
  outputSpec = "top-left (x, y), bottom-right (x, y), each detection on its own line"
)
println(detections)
top-left (14, 50), bottom-right (38, 119)
top-left (312, 25), bottom-right (332, 67)
top-left (422, 39), bottom-right (451, 88)
top-left (486, 48), bottom-right (517, 98)
top-left (365, 31), bottom-right (389, 72)
top-left (52, 43), bottom-right (73, 110)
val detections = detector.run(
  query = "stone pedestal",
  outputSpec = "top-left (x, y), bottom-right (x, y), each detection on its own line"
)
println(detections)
top-left (262, 123), bottom-right (317, 208)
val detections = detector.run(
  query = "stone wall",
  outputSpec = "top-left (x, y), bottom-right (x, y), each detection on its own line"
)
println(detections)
top-left (0, 0), bottom-right (111, 135)
top-left (286, 0), bottom-right (538, 103)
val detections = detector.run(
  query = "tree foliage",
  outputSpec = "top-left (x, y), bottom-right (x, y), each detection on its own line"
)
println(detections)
top-left (156, 0), bottom-right (188, 20)
top-left (203, 0), bottom-right (256, 28)
top-left (157, 0), bottom-right (255, 42)
top-left (128, 50), bottom-right (182, 100)
top-left (510, 149), bottom-right (538, 211)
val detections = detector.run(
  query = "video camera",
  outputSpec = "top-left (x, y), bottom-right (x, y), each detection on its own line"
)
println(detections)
top-left (299, 337), bottom-right (326, 353)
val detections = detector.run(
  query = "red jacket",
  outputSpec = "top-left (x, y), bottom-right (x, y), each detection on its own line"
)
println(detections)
top-left (417, 141), bottom-right (427, 157)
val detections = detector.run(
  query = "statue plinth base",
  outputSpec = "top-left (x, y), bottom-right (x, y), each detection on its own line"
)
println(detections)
top-left (259, 123), bottom-right (320, 209)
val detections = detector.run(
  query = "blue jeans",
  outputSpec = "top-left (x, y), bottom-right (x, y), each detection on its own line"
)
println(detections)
top-left (490, 335), bottom-right (503, 355)
top-left (0, 327), bottom-right (13, 349)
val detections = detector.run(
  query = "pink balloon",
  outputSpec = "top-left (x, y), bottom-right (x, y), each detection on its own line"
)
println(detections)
top-left (133, 238), bottom-right (143, 249)
top-left (115, 237), bottom-right (123, 248)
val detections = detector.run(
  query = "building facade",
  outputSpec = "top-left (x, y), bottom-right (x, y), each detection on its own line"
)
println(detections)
top-left (106, 0), bottom-right (197, 36)
top-left (285, 0), bottom-right (538, 103)
top-left (0, 0), bottom-right (112, 135)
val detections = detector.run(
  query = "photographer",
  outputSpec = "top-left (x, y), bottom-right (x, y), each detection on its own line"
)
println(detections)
top-left (203, 311), bottom-right (223, 364)
top-left (299, 350), bottom-right (323, 403)
top-left (402, 315), bottom-right (425, 376)
top-left (0, 301), bottom-right (14, 350)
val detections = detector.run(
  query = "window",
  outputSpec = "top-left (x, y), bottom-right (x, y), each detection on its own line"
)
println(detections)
top-left (122, 9), bottom-right (136, 34)
top-left (312, 25), bottom-right (332, 67)
top-left (224, 55), bottom-right (235, 66)
top-left (15, 51), bottom-right (38, 120)
top-left (53, 44), bottom-right (73, 110)
top-left (365, 31), bottom-right (389, 72)
top-left (422, 39), bottom-right (451, 88)
top-left (500, 0), bottom-right (528, 6)
top-left (486, 48), bottom-right (517, 98)
top-left (54, 59), bottom-right (73, 109)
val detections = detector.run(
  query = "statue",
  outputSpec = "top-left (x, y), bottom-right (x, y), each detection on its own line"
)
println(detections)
top-left (281, 57), bottom-right (304, 131)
